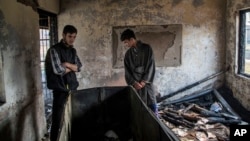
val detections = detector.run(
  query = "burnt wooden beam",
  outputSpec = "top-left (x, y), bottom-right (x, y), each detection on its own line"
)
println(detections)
top-left (157, 70), bottom-right (227, 103)
top-left (207, 117), bottom-right (242, 124)
top-left (191, 104), bottom-right (222, 117)
top-left (162, 108), bottom-right (195, 128)
top-left (161, 114), bottom-right (194, 128)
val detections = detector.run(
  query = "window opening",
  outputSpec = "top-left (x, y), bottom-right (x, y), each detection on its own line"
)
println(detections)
top-left (38, 9), bottom-right (58, 132)
top-left (238, 9), bottom-right (250, 77)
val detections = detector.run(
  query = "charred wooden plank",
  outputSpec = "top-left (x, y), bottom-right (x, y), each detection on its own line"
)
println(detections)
top-left (207, 117), bottom-right (242, 124)
top-left (165, 111), bottom-right (182, 120)
top-left (221, 113), bottom-right (240, 120)
top-left (162, 109), bottom-right (195, 128)
top-left (167, 107), bottom-right (201, 122)
top-left (181, 113), bottom-right (201, 122)
top-left (191, 104), bottom-right (222, 117)
top-left (162, 115), bottom-right (194, 128)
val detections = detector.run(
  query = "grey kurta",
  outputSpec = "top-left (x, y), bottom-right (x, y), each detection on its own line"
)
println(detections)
top-left (124, 40), bottom-right (156, 105)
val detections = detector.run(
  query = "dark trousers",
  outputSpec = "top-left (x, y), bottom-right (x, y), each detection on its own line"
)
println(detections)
top-left (50, 91), bottom-right (69, 141)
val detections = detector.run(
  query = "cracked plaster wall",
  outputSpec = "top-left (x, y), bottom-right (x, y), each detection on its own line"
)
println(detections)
top-left (112, 25), bottom-right (182, 68)
top-left (0, 0), bottom-right (47, 140)
top-left (226, 0), bottom-right (250, 110)
top-left (58, 0), bottom-right (226, 99)
top-left (59, 0), bottom-right (226, 99)
top-left (38, 0), bottom-right (59, 14)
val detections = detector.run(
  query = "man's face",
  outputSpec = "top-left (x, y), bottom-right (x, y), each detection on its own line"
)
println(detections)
top-left (123, 38), bottom-right (133, 48)
top-left (63, 33), bottom-right (77, 46)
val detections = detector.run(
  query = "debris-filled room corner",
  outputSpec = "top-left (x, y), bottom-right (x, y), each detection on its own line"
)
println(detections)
top-left (157, 86), bottom-right (250, 141)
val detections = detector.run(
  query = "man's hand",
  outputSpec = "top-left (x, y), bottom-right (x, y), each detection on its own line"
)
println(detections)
top-left (62, 62), bottom-right (78, 72)
top-left (140, 81), bottom-right (146, 88)
top-left (133, 82), bottom-right (143, 90)
top-left (62, 62), bottom-right (70, 68)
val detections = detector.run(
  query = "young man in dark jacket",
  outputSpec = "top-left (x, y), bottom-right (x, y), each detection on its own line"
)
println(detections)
top-left (45, 25), bottom-right (82, 141)
top-left (120, 28), bottom-right (158, 116)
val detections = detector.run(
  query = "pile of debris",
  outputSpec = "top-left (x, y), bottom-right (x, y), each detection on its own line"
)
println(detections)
top-left (45, 102), bottom-right (52, 133)
top-left (157, 89), bottom-right (248, 141)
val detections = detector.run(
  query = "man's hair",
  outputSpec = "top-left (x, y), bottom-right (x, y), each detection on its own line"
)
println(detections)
top-left (63, 25), bottom-right (77, 34)
top-left (120, 29), bottom-right (136, 41)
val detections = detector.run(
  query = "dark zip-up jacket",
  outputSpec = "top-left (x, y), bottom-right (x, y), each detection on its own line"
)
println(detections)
top-left (45, 40), bottom-right (82, 92)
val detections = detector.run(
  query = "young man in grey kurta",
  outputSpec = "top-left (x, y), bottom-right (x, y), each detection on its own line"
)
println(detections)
top-left (121, 29), bottom-right (158, 115)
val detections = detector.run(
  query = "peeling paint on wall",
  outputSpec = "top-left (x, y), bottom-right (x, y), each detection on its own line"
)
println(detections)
top-left (0, 10), bottom-right (8, 51)
top-left (17, 0), bottom-right (39, 11)
top-left (0, 0), bottom-right (46, 140)
top-left (112, 25), bottom-right (182, 68)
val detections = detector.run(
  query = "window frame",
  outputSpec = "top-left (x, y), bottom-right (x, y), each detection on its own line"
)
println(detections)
top-left (238, 9), bottom-right (250, 78)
